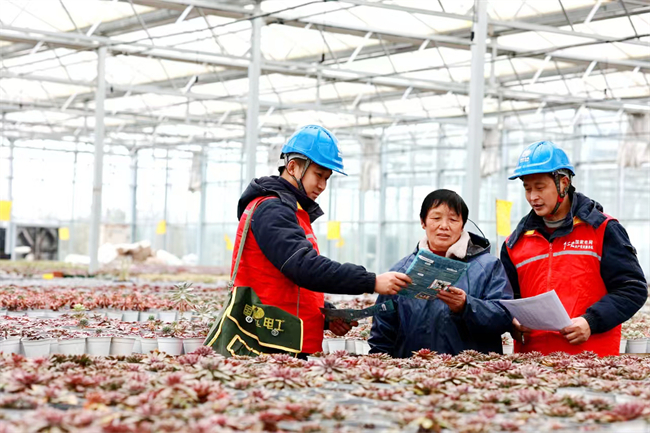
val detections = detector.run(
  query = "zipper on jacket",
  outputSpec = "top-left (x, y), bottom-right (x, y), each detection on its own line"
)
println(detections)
top-left (547, 241), bottom-right (553, 293)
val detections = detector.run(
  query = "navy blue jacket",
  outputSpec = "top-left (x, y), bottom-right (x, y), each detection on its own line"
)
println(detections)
top-left (237, 176), bottom-right (376, 296)
top-left (369, 233), bottom-right (513, 357)
top-left (500, 192), bottom-right (647, 335)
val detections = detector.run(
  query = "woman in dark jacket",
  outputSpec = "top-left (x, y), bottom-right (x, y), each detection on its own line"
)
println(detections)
top-left (369, 189), bottom-right (513, 357)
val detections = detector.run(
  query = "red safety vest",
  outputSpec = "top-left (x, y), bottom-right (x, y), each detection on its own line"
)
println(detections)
top-left (231, 196), bottom-right (325, 355)
top-left (506, 215), bottom-right (620, 357)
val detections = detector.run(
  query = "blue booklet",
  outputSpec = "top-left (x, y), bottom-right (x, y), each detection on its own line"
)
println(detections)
top-left (400, 249), bottom-right (468, 301)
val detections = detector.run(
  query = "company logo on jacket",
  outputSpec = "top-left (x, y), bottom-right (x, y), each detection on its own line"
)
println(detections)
top-left (563, 239), bottom-right (594, 251)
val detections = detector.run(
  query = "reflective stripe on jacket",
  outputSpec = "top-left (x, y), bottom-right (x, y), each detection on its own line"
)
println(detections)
top-left (506, 215), bottom-right (620, 357)
top-left (232, 196), bottom-right (325, 355)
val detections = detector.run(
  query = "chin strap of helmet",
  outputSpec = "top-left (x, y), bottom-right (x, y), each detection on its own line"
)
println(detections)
top-left (550, 171), bottom-right (571, 215)
top-left (284, 154), bottom-right (312, 195)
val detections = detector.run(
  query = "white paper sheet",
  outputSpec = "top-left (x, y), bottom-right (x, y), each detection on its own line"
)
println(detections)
top-left (500, 290), bottom-right (573, 331)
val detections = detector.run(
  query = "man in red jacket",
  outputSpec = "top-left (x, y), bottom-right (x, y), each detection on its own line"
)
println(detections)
top-left (233, 125), bottom-right (411, 355)
top-left (501, 141), bottom-right (647, 356)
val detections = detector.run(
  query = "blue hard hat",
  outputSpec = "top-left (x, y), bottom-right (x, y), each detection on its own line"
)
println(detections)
top-left (281, 125), bottom-right (347, 176)
top-left (509, 141), bottom-right (575, 180)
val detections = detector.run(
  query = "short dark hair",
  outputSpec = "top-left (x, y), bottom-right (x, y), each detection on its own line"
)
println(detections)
top-left (420, 189), bottom-right (469, 226)
top-left (278, 154), bottom-right (306, 175)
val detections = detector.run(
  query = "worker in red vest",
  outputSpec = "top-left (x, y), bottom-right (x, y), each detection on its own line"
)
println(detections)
top-left (501, 141), bottom-right (647, 357)
top-left (233, 125), bottom-right (411, 355)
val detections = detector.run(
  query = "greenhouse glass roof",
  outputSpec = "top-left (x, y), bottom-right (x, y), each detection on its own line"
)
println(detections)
top-left (0, 0), bottom-right (648, 150)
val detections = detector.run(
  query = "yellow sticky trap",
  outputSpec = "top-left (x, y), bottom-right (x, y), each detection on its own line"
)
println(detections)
top-left (224, 234), bottom-right (234, 251)
top-left (327, 221), bottom-right (341, 240)
top-left (0, 201), bottom-right (11, 221)
top-left (156, 220), bottom-right (167, 235)
top-left (43, 273), bottom-right (54, 280)
top-left (336, 237), bottom-right (345, 248)
top-left (59, 227), bottom-right (70, 241)
top-left (496, 199), bottom-right (513, 237)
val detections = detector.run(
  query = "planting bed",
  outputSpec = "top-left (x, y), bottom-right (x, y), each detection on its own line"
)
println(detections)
top-left (0, 275), bottom-right (648, 432)
top-left (0, 349), bottom-right (648, 432)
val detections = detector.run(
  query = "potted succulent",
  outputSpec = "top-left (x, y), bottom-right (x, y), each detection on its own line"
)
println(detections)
top-left (171, 281), bottom-right (196, 321)
top-left (86, 328), bottom-right (113, 356)
top-left (140, 331), bottom-right (159, 354)
top-left (624, 330), bottom-right (647, 354)
top-left (157, 299), bottom-right (177, 323)
top-left (157, 322), bottom-right (185, 355)
top-left (355, 330), bottom-right (371, 355)
top-left (181, 326), bottom-right (205, 354)
top-left (21, 330), bottom-right (54, 358)
top-left (502, 333), bottom-right (514, 354)
top-left (0, 335), bottom-right (21, 354)
top-left (52, 329), bottom-right (88, 355)
top-left (110, 333), bottom-right (136, 356)
top-left (118, 294), bottom-right (140, 322)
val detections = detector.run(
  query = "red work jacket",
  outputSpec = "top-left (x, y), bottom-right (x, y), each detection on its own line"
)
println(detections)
top-left (231, 196), bottom-right (325, 355)
top-left (506, 215), bottom-right (620, 357)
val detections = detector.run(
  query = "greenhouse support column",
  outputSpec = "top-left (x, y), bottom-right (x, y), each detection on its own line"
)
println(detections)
top-left (69, 146), bottom-right (78, 254)
top-left (129, 150), bottom-right (138, 243)
top-left (162, 149), bottom-right (170, 251)
top-left (5, 139), bottom-right (14, 259)
top-left (89, 46), bottom-right (106, 274)
top-left (327, 177), bottom-right (335, 260)
top-left (358, 190), bottom-right (365, 267)
top-left (197, 148), bottom-right (208, 265)
top-left (436, 128), bottom-right (443, 188)
top-left (377, 136), bottom-right (387, 273)
top-left (464, 0), bottom-right (488, 222)
top-left (616, 165), bottom-right (625, 217)
top-left (244, 0), bottom-right (262, 187)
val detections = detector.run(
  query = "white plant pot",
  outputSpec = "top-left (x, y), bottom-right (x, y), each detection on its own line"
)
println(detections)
top-left (26, 310), bottom-right (46, 318)
top-left (121, 311), bottom-right (139, 322)
top-left (22, 338), bottom-right (54, 358)
top-left (6, 311), bottom-right (25, 317)
top-left (45, 311), bottom-right (66, 319)
top-left (157, 337), bottom-right (183, 355)
top-left (321, 340), bottom-right (329, 354)
top-left (357, 341), bottom-right (370, 355)
top-left (627, 339), bottom-right (648, 354)
top-left (106, 311), bottom-right (124, 321)
top-left (132, 337), bottom-right (142, 354)
top-left (110, 337), bottom-right (135, 356)
top-left (86, 337), bottom-right (112, 356)
top-left (327, 338), bottom-right (346, 353)
top-left (503, 344), bottom-right (514, 354)
top-left (0, 309), bottom-right (7, 316)
top-left (140, 338), bottom-right (158, 354)
top-left (159, 311), bottom-right (178, 323)
top-left (0, 337), bottom-right (21, 354)
top-left (620, 339), bottom-right (628, 354)
top-left (50, 340), bottom-right (59, 354)
top-left (139, 311), bottom-right (158, 322)
top-left (354, 340), bottom-right (365, 355)
top-left (182, 338), bottom-right (204, 354)
top-left (58, 338), bottom-right (86, 355)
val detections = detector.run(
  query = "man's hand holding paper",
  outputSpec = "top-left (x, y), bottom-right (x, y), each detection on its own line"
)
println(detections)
top-left (560, 317), bottom-right (592, 345)
top-left (499, 290), bottom-right (572, 333)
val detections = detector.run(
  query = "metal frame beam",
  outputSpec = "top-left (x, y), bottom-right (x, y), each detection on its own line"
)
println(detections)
top-left (88, 46), bottom-right (106, 274)
top-left (465, 0), bottom-right (488, 223)
top-left (1, 24), bottom-right (647, 111)
top-left (244, 0), bottom-right (262, 186)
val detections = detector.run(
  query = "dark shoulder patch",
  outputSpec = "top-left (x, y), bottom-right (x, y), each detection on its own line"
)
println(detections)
top-left (624, 244), bottom-right (638, 256)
